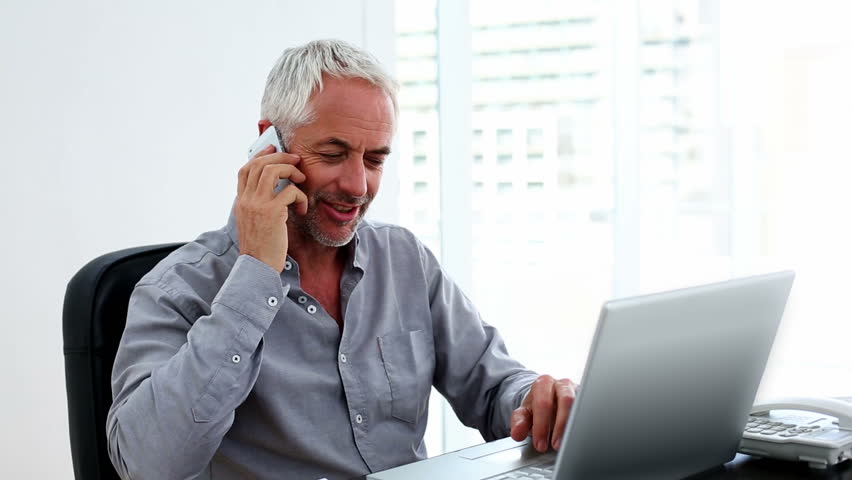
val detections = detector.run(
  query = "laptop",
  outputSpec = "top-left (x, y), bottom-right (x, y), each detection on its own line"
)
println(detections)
top-left (368, 271), bottom-right (795, 480)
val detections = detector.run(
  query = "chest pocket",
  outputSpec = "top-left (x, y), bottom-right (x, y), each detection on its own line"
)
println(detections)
top-left (377, 329), bottom-right (434, 424)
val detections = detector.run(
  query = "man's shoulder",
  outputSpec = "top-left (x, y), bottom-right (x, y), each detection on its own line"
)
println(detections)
top-left (138, 226), bottom-right (237, 293)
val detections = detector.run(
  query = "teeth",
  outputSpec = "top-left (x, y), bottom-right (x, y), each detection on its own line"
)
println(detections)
top-left (332, 205), bottom-right (354, 213)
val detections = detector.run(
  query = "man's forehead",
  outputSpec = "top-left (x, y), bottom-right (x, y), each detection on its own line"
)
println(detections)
top-left (311, 76), bottom-right (395, 124)
top-left (316, 136), bottom-right (392, 155)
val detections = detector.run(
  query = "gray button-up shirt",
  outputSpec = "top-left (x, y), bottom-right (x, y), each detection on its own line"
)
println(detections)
top-left (107, 207), bottom-right (538, 480)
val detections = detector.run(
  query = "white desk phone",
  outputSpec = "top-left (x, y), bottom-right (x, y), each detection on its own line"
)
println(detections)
top-left (739, 396), bottom-right (852, 468)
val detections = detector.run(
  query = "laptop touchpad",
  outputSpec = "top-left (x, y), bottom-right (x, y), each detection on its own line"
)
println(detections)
top-left (461, 442), bottom-right (553, 468)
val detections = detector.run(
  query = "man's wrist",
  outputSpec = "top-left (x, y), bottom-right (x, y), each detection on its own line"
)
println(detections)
top-left (518, 385), bottom-right (532, 409)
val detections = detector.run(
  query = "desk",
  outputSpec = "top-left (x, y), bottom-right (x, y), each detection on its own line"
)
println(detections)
top-left (691, 454), bottom-right (852, 479)
top-left (353, 455), bottom-right (852, 479)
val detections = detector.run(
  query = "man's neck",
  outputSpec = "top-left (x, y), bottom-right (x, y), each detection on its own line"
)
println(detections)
top-left (286, 226), bottom-right (347, 276)
top-left (285, 224), bottom-right (350, 329)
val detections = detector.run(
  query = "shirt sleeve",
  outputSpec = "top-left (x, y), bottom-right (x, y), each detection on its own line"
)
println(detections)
top-left (418, 241), bottom-right (538, 441)
top-left (106, 254), bottom-right (288, 480)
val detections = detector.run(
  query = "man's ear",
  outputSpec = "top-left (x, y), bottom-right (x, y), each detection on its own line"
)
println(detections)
top-left (258, 119), bottom-right (272, 135)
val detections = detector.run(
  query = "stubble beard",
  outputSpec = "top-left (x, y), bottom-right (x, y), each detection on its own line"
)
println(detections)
top-left (290, 190), bottom-right (373, 247)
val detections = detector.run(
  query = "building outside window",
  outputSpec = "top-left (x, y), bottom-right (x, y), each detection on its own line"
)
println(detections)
top-left (394, 0), bottom-right (852, 455)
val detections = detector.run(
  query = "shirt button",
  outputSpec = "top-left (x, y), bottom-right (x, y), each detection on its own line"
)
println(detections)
top-left (231, 354), bottom-right (241, 364)
top-left (267, 296), bottom-right (278, 307)
top-left (284, 260), bottom-right (292, 271)
top-left (340, 353), bottom-right (347, 363)
top-left (307, 305), bottom-right (317, 314)
top-left (297, 296), bottom-right (308, 304)
top-left (355, 414), bottom-right (363, 424)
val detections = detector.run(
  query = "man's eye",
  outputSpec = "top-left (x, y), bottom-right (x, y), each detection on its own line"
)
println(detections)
top-left (367, 158), bottom-right (385, 167)
top-left (321, 153), bottom-right (344, 159)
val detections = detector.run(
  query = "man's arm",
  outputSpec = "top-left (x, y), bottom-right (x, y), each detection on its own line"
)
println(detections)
top-left (106, 255), bottom-right (285, 480)
top-left (106, 142), bottom-right (308, 479)
top-left (417, 241), bottom-right (538, 441)
top-left (417, 240), bottom-right (578, 451)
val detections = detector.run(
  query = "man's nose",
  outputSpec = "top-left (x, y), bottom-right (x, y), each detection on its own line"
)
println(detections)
top-left (339, 155), bottom-right (368, 198)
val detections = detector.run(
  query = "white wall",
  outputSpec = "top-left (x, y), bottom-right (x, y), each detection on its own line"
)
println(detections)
top-left (0, 1), bottom-right (395, 477)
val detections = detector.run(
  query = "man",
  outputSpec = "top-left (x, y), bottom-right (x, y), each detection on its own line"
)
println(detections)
top-left (107, 39), bottom-right (576, 480)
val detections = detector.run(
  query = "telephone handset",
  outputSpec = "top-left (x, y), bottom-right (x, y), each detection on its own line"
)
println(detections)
top-left (739, 395), bottom-right (852, 469)
top-left (247, 125), bottom-right (291, 194)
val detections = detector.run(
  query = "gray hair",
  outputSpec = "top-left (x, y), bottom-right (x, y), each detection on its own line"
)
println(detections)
top-left (260, 39), bottom-right (399, 146)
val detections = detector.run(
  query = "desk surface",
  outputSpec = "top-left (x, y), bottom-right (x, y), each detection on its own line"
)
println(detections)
top-left (692, 454), bottom-right (852, 479)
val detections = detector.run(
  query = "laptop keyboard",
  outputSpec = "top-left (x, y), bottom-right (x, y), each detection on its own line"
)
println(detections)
top-left (485, 460), bottom-right (555, 479)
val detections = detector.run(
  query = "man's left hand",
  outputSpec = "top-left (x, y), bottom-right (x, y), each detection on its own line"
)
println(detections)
top-left (510, 375), bottom-right (578, 452)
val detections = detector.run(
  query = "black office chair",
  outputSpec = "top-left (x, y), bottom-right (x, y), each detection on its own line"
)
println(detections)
top-left (62, 243), bottom-right (185, 480)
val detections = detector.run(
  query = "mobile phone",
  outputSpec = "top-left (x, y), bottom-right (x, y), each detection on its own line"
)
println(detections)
top-left (247, 125), bottom-right (286, 159)
top-left (247, 125), bottom-right (291, 193)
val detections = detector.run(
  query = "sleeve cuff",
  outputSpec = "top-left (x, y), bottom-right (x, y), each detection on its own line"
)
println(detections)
top-left (518, 385), bottom-right (532, 410)
top-left (212, 254), bottom-right (289, 334)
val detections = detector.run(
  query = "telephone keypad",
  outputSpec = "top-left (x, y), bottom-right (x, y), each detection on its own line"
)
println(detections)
top-left (745, 416), bottom-right (823, 439)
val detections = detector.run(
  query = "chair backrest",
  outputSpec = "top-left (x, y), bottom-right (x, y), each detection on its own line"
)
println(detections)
top-left (62, 243), bottom-right (185, 480)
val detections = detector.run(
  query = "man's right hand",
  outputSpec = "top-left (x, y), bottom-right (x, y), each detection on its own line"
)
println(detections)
top-left (236, 145), bottom-right (309, 272)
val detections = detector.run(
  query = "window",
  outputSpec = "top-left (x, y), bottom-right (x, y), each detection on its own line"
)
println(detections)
top-left (637, 0), bottom-right (727, 292)
top-left (396, 0), bottom-right (441, 258)
top-left (394, 0), bottom-right (852, 457)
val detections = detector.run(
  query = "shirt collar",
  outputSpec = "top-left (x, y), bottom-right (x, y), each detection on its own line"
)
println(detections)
top-left (351, 226), bottom-right (365, 271)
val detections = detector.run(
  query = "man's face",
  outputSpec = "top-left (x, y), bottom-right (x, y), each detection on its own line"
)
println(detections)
top-left (287, 75), bottom-right (395, 247)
